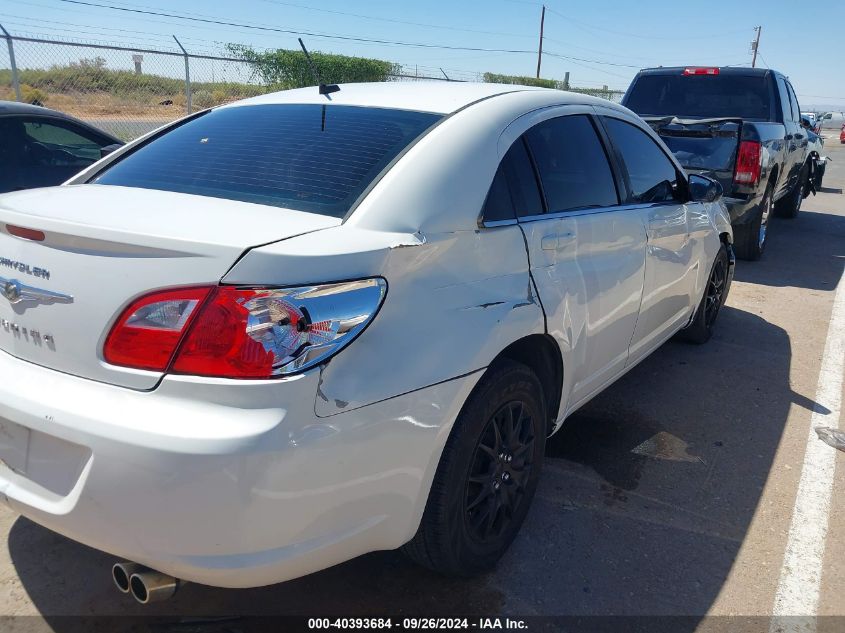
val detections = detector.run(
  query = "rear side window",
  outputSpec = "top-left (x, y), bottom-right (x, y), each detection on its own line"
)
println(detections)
top-left (524, 115), bottom-right (618, 213)
top-left (94, 104), bottom-right (441, 218)
top-left (481, 139), bottom-right (544, 222)
top-left (603, 117), bottom-right (680, 204)
top-left (625, 74), bottom-right (772, 120)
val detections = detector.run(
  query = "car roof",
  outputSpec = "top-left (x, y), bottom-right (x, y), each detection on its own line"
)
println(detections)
top-left (0, 100), bottom-right (77, 117)
top-left (0, 100), bottom-right (122, 142)
top-left (221, 81), bottom-right (603, 115)
top-left (634, 66), bottom-right (776, 78)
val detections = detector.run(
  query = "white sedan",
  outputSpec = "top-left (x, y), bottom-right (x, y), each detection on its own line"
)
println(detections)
top-left (0, 82), bottom-right (733, 602)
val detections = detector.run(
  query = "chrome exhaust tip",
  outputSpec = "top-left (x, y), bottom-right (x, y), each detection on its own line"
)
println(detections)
top-left (129, 569), bottom-right (180, 604)
top-left (112, 561), bottom-right (144, 594)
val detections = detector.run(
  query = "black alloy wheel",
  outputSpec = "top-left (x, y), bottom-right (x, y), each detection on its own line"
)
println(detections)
top-left (677, 243), bottom-right (731, 344)
top-left (704, 251), bottom-right (728, 329)
top-left (464, 401), bottom-right (535, 543)
top-left (402, 359), bottom-right (546, 576)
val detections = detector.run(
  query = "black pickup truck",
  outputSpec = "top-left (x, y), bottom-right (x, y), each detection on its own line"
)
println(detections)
top-left (622, 66), bottom-right (810, 260)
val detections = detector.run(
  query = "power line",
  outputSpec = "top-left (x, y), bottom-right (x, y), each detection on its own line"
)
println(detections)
top-left (52, 0), bottom-right (541, 54)
top-left (48, 0), bottom-right (643, 71)
top-left (258, 0), bottom-right (533, 39)
top-left (544, 51), bottom-right (639, 69)
top-left (542, 4), bottom-right (752, 41)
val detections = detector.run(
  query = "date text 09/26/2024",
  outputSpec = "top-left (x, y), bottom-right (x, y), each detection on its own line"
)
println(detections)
top-left (308, 618), bottom-right (528, 630)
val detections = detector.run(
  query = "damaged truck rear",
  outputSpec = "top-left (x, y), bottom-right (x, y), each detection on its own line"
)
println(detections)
top-left (623, 66), bottom-right (817, 260)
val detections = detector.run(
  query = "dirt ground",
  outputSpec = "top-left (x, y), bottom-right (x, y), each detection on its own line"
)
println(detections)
top-left (0, 141), bottom-right (843, 628)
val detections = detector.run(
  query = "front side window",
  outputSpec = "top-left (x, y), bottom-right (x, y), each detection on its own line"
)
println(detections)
top-left (524, 114), bottom-right (618, 213)
top-left (603, 117), bottom-right (681, 204)
top-left (94, 104), bottom-right (442, 218)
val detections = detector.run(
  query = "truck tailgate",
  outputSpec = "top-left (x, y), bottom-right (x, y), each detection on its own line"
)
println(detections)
top-left (644, 117), bottom-right (742, 192)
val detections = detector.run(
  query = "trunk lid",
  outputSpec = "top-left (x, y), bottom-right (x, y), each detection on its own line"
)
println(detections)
top-left (0, 184), bottom-right (339, 389)
top-left (644, 116), bottom-right (743, 193)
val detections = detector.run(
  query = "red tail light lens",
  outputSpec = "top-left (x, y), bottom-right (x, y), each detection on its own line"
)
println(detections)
top-left (103, 287), bottom-right (212, 371)
top-left (734, 140), bottom-right (762, 185)
top-left (170, 287), bottom-right (275, 378)
top-left (683, 67), bottom-right (720, 76)
top-left (104, 279), bottom-right (386, 379)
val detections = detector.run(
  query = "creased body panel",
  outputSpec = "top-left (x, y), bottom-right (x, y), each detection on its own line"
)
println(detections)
top-left (223, 225), bottom-right (544, 415)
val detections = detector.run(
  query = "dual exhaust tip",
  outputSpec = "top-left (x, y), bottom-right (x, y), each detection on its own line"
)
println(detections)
top-left (112, 562), bottom-right (180, 604)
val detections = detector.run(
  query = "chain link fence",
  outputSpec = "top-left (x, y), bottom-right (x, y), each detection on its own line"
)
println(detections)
top-left (1, 35), bottom-right (273, 140)
top-left (1, 31), bottom-right (622, 141)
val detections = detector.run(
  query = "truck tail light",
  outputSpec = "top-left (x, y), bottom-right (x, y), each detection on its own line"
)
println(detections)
top-left (683, 67), bottom-right (720, 76)
top-left (104, 279), bottom-right (386, 378)
top-left (734, 140), bottom-right (762, 185)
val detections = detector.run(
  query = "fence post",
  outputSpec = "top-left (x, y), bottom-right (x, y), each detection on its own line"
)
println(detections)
top-left (173, 35), bottom-right (192, 114)
top-left (0, 24), bottom-right (22, 102)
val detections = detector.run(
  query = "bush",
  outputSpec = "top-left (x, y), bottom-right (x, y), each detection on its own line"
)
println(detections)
top-left (20, 84), bottom-right (48, 106)
top-left (0, 62), bottom-right (266, 103)
top-left (192, 89), bottom-right (215, 109)
top-left (483, 73), bottom-right (562, 89)
top-left (227, 44), bottom-right (400, 88)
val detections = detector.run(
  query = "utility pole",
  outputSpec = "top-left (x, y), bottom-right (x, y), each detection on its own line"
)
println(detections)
top-left (536, 4), bottom-right (545, 79)
top-left (751, 26), bottom-right (761, 68)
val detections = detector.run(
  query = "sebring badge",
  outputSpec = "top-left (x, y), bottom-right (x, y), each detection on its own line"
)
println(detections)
top-left (0, 276), bottom-right (73, 306)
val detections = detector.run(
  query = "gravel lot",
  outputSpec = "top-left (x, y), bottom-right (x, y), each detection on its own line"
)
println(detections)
top-left (0, 140), bottom-right (843, 628)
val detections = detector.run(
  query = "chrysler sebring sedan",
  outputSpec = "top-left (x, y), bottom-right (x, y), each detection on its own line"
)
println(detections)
top-left (0, 83), bottom-right (733, 601)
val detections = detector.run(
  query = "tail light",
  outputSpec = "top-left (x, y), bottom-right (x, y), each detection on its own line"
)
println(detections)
top-left (683, 67), bottom-right (720, 76)
top-left (734, 140), bottom-right (762, 185)
top-left (103, 287), bottom-right (211, 371)
top-left (104, 279), bottom-right (386, 378)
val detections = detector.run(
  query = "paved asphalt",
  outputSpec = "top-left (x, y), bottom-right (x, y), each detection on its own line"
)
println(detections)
top-left (0, 141), bottom-right (843, 631)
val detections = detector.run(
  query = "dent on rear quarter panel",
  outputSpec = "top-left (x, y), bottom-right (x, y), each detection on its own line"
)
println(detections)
top-left (222, 224), bottom-right (545, 416)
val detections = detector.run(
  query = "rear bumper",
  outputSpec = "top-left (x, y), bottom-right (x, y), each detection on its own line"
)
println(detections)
top-left (0, 351), bottom-right (480, 588)
top-left (724, 193), bottom-right (764, 226)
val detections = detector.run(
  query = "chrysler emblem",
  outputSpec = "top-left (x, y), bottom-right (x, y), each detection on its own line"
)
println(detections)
top-left (0, 276), bottom-right (72, 307)
top-left (2, 280), bottom-right (20, 303)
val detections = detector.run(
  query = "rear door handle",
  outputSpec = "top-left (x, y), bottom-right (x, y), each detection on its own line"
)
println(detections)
top-left (541, 232), bottom-right (575, 250)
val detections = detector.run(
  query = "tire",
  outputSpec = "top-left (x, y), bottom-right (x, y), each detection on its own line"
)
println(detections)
top-left (773, 163), bottom-right (807, 219)
top-left (402, 359), bottom-right (546, 576)
top-left (816, 164), bottom-right (825, 191)
top-left (677, 243), bottom-right (731, 345)
top-left (733, 180), bottom-right (773, 261)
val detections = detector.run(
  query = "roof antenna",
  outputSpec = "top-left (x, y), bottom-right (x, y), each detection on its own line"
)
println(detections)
top-left (298, 38), bottom-right (340, 96)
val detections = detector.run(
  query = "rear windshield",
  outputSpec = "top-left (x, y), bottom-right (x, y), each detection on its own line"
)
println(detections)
top-left (93, 104), bottom-right (442, 217)
top-left (624, 74), bottom-right (772, 121)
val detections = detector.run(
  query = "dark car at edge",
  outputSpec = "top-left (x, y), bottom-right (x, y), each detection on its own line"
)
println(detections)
top-left (0, 101), bottom-right (123, 194)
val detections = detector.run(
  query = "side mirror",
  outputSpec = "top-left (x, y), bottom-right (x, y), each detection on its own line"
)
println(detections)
top-left (800, 116), bottom-right (812, 129)
top-left (100, 143), bottom-right (123, 158)
top-left (688, 174), bottom-right (723, 203)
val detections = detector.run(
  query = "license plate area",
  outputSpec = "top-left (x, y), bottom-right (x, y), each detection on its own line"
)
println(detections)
top-left (0, 417), bottom-right (30, 474)
top-left (0, 417), bottom-right (90, 498)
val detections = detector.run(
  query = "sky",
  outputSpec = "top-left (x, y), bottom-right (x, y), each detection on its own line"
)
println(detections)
top-left (1, 0), bottom-right (843, 110)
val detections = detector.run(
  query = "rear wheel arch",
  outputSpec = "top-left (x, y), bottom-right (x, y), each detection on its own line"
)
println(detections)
top-left (491, 334), bottom-right (563, 437)
top-left (768, 164), bottom-right (780, 193)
